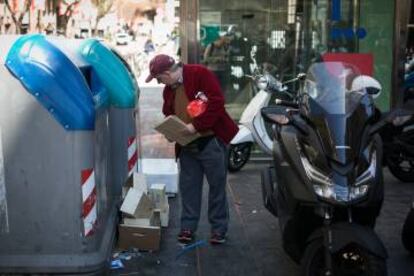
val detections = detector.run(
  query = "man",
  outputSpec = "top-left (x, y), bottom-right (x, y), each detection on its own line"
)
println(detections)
top-left (203, 35), bottom-right (231, 90)
top-left (146, 54), bottom-right (238, 245)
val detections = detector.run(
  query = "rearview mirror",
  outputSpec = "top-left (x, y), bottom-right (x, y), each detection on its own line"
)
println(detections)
top-left (297, 73), bottom-right (306, 81)
top-left (352, 75), bottom-right (382, 98)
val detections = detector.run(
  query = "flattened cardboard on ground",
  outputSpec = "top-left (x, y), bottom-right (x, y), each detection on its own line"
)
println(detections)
top-left (120, 188), bottom-right (154, 218)
top-left (154, 115), bottom-right (201, 146)
top-left (118, 212), bottom-right (161, 251)
top-left (149, 183), bottom-right (167, 209)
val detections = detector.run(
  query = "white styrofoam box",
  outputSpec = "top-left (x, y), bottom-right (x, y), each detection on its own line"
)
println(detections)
top-left (141, 158), bottom-right (178, 194)
top-left (120, 188), bottom-right (154, 218)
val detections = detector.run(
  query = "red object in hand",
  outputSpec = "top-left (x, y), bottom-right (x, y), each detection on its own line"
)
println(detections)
top-left (187, 92), bottom-right (208, 118)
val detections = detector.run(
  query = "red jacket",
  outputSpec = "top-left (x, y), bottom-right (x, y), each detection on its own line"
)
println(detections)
top-left (162, 64), bottom-right (238, 144)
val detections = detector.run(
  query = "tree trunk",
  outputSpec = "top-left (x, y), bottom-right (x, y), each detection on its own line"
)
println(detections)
top-left (4, 0), bottom-right (20, 33)
top-left (4, 0), bottom-right (31, 34)
top-left (56, 14), bottom-right (68, 34)
top-left (56, 0), bottom-right (79, 36)
top-left (94, 15), bottom-right (103, 36)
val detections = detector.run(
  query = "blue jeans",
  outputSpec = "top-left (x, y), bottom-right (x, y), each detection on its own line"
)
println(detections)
top-left (178, 137), bottom-right (229, 235)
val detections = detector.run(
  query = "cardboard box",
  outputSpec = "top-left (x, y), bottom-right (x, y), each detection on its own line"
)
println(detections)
top-left (120, 188), bottom-right (154, 218)
top-left (118, 212), bottom-right (161, 251)
top-left (133, 172), bottom-right (148, 193)
top-left (122, 172), bottom-right (148, 199)
top-left (155, 203), bottom-right (170, 227)
top-left (122, 174), bottom-right (133, 199)
top-left (154, 115), bottom-right (201, 146)
top-left (123, 217), bottom-right (152, 227)
top-left (149, 183), bottom-right (167, 209)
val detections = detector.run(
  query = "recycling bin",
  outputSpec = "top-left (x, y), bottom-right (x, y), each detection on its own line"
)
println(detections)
top-left (0, 34), bottom-right (116, 274)
top-left (77, 39), bottom-right (139, 200)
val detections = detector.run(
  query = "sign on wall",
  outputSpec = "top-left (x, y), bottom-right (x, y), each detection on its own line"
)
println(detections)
top-left (200, 11), bottom-right (222, 47)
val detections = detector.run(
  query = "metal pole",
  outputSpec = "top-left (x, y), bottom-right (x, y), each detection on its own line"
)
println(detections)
top-left (179, 0), bottom-right (199, 64)
top-left (392, 0), bottom-right (411, 108)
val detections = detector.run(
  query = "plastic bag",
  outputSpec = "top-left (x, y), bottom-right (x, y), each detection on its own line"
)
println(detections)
top-left (187, 92), bottom-right (208, 118)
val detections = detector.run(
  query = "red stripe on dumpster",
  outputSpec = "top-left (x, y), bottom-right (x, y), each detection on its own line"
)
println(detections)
top-left (81, 169), bottom-right (97, 237)
top-left (128, 151), bottom-right (138, 170)
top-left (81, 169), bottom-right (93, 185)
top-left (128, 136), bottom-right (138, 176)
top-left (128, 136), bottom-right (135, 146)
top-left (82, 187), bottom-right (97, 217)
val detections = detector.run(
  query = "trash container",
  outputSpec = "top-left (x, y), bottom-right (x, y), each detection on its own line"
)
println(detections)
top-left (77, 39), bottom-right (139, 200)
top-left (0, 34), bottom-right (116, 274)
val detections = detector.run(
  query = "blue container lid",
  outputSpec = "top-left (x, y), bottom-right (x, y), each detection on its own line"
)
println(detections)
top-left (6, 34), bottom-right (95, 130)
top-left (77, 39), bottom-right (138, 108)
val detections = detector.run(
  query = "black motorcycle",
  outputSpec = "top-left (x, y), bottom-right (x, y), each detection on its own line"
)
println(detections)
top-left (260, 62), bottom-right (396, 275)
top-left (381, 65), bottom-right (414, 182)
top-left (380, 109), bottom-right (414, 182)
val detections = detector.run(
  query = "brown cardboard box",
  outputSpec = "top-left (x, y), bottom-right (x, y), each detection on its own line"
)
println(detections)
top-left (118, 224), bottom-right (160, 251)
top-left (154, 202), bottom-right (170, 227)
top-left (149, 183), bottom-right (167, 209)
top-left (154, 115), bottom-right (201, 146)
top-left (120, 188), bottom-right (154, 218)
top-left (122, 174), bottom-right (133, 199)
top-left (122, 172), bottom-right (148, 199)
top-left (118, 212), bottom-right (161, 251)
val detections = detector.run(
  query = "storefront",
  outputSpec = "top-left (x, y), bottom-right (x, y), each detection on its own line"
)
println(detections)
top-left (179, 0), bottom-right (412, 119)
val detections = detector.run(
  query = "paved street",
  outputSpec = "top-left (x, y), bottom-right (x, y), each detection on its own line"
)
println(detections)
top-left (112, 162), bottom-right (414, 276)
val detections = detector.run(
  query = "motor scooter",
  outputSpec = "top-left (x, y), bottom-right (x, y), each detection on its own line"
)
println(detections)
top-left (259, 61), bottom-right (409, 275)
top-left (380, 65), bottom-right (414, 182)
top-left (227, 50), bottom-right (299, 171)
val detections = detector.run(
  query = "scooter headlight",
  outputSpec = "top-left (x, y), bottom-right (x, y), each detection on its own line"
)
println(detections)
top-left (300, 148), bottom-right (374, 203)
top-left (355, 150), bottom-right (376, 186)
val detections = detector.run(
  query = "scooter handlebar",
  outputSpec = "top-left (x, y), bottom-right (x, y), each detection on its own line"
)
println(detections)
top-left (275, 99), bottom-right (299, 108)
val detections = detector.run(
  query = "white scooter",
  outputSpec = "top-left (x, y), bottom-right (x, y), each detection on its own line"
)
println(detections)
top-left (228, 63), bottom-right (302, 171)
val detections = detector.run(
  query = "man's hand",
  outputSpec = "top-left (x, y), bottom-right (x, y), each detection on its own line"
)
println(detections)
top-left (180, 123), bottom-right (197, 135)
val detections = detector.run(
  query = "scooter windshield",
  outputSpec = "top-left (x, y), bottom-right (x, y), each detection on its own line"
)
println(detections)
top-left (301, 62), bottom-right (374, 164)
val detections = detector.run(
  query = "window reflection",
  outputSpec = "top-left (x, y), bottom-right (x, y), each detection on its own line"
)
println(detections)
top-left (199, 0), bottom-right (361, 120)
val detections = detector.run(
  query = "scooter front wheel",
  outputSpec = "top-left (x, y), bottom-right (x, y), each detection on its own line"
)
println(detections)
top-left (301, 239), bottom-right (387, 276)
top-left (386, 149), bottom-right (414, 182)
top-left (228, 142), bottom-right (252, 172)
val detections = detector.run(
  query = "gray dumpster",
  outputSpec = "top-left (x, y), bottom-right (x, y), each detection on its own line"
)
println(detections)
top-left (0, 34), bottom-right (116, 274)
top-left (77, 39), bottom-right (139, 200)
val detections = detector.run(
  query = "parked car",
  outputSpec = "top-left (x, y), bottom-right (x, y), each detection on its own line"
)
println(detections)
top-left (115, 33), bottom-right (130, 46)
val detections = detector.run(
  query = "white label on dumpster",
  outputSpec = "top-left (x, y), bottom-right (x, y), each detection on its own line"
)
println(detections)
top-left (0, 128), bottom-right (9, 233)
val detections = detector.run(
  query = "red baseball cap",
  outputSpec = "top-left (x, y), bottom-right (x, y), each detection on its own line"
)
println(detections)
top-left (145, 54), bottom-right (175, 82)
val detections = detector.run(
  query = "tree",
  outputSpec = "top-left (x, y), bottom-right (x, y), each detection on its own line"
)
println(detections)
top-left (91, 0), bottom-right (114, 36)
top-left (4, 0), bottom-right (32, 34)
top-left (56, 0), bottom-right (80, 35)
